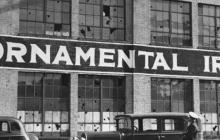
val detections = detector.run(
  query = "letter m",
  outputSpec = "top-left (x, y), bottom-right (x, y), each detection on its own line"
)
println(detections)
top-left (75, 47), bottom-right (95, 66)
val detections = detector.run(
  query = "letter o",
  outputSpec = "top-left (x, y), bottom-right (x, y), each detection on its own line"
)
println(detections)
top-left (0, 43), bottom-right (4, 59)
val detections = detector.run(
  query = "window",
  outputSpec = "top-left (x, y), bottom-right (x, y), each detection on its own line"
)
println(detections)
top-left (150, 0), bottom-right (191, 47)
top-left (163, 118), bottom-right (184, 131)
top-left (10, 121), bottom-right (21, 132)
top-left (78, 75), bottom-right (125, 132)
top-left (143, 118), bottom-right (158, 131)
top-left (151, 78), bottom-right (193, 112)
top-left (79, 0), bottom-right (125, 41)
top-left (17, 72), bottom-right (70, 137)
top-left (0, 122), bottom-right (9, 132)
top-left (200, 80), bottom-right (220, 139)
top-left (118, 117), bottom-right (132, 130)
top-left (19, 0), bottom-right (71, 37)
top-left (198, 4), bottom-right (220, 49)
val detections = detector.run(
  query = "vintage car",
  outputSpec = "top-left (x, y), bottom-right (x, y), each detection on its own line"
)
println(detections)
top-left (78, 112), bottom-right (199, 140)
top-left (0, 116), bottom-right (38, 140)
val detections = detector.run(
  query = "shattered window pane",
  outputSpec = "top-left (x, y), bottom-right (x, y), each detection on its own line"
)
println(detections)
top-left (197, 4), bottom-right (220, 48)
top-left (78, 76), bottom-right (125, 132)
top-left (151, 0), bottom-right (191, 47)
top-left (151, 78), bottom-right (192, 112)
top-left (17, 72), bottom-right (70, 136)
top-left (79, 0), bottom-right (125, 40)
top-left (19, 0), bottom-right (71, 37)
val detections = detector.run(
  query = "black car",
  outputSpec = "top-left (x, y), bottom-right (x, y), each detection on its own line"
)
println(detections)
top-left (0, 116), bottom-right (38, 140)
top-left (78, 112), bottom-right (199, 140)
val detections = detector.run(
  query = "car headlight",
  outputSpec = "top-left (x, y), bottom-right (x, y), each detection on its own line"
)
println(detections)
top-left (80, 133), bottom-right (87, 140)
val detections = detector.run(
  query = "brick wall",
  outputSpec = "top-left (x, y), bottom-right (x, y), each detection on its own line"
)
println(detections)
top-left (0, 0), bottom-right (19, 35)
top-left (133, 74), bottom-right (151, 114)
top-left (0, 69), bottom-right (18, 117)
top-left (70, 73), bottom-right (78, 138)
top-left (133, 0), bottom-right (150, 45)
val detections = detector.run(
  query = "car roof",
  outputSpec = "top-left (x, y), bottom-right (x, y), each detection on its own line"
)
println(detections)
top-left (0, 116), bottom-right (21, 122)
top-left (115, 112), bottom-right (189, 119)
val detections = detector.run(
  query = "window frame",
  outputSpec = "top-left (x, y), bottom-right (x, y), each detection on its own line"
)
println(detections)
top-left (198, 3), bottom-right (220, 49)
top-left (19, 0), bottom-right (72, 38)
top-left (151, 78), bottom-right (193, 113)
top-left (199, 80), bottom-right (220, 139)
top-left (79, 0), bottom-right (126, 41)
top-left (78, 75), bottom-right (126, 132)
top-left (150, 0), bottom-right (192, 47)
top-left (17, 72), bottom-right (70, 137)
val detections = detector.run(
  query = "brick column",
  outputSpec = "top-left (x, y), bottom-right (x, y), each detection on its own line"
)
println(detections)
top-left (193, 78), bottom-right (200, 114)
top-left (133, 0), bottom-right (150, 45)
top-left (125, 0), bottom-right (133, 43)
top-left (191, 1), bottom-right (199, 49)
top-left (125, 74), bottom-right (133, 114)
top-left (0, 69), bottom-right (18, 117)
top-left (70, 73), bottom-right (78, 137)
top-left (71, 0), bottom-right (79, 39)
top-left (133, 74), bottom-right (151, 114)
top-left (0, 0), bottom-right (19, 35)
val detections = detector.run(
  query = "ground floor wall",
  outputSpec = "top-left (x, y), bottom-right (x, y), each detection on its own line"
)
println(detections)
top-left (0, 68), bottom-right (219, 140)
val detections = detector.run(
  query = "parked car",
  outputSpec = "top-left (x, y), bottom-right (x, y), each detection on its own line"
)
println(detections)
top-left (78, 112), bottom-right (198, 140)
top-left (0, 116), bottom-right (38, 140)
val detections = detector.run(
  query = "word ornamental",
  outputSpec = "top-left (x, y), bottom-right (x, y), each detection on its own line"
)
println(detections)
top-left (0, 36), bottom-right (219, 77)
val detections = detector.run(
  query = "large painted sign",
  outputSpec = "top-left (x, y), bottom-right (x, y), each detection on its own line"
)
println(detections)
top-left (0, 35), bottom-right (219, 77)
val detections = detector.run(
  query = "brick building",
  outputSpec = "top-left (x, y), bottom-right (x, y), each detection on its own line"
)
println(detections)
top-left (0, 0), bottom-right (220, 139)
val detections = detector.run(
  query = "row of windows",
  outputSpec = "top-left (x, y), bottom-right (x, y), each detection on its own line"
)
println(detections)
top-left (17, 72), bottom-right (220, 139)
top-left (19, 0), bottom-right (220, 48)
top-left (19, 0), bottom-right (220, 49)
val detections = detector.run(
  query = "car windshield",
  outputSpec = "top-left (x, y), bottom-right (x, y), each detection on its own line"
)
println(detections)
top-left (118, 117), bottom-right (132, 130)
top-left (10, 121), bottom-right (21, 131)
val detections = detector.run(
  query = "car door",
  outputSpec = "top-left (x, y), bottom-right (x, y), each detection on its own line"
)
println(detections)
top-left (132, 118), bottom-right (160, 140)
top-left (159, 118), bottom-right (186, 140)
top-left (132, 131), bottom-right (160, 140)
top-left (160, 131), bottom-right (185, 140)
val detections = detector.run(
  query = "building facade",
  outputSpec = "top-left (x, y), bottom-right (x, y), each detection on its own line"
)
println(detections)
top-left (0, 0), bottom-right (220, 140)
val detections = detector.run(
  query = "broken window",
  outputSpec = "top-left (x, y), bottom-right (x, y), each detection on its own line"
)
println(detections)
top-left (79, 0), bottom-right (125, 41)
top-left (151, 78), bottom-right (193, 113)
top-left (199, 80), bottom-right (220, 139)
top-left (19, 0), bottom-right (71, 37)
top-left (198, 4), bottom-right (220, 49)
top-left (78, 75), bottom-right (125, 132)
top-left (150, 0), bottom-right (191, 47)
top-left (17, 72), bottom-right (70, 137)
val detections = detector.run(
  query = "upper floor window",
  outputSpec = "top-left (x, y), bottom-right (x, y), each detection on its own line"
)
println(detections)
top-left (79, 0), bottom-right (125, 41)
top-left (150, 0), bottom-right (191, 47)
top-left (19, 0), bottom-right (71, 37)
top-left (198, 4), bottom-right (220, 49)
